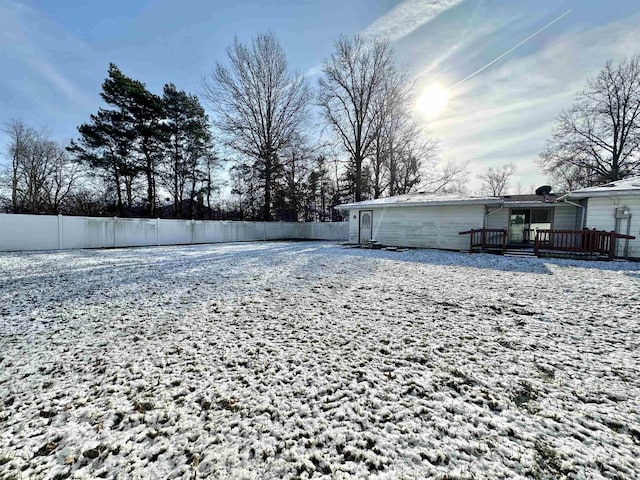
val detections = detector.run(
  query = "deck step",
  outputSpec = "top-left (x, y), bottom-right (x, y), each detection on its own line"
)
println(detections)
top-left (504, 249), bottom-right (536, 258)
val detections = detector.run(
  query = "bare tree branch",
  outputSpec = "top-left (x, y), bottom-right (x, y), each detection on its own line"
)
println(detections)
top-left (202, 32), bottom-right (311, 220)
top-left (478, 163), bottom-right (515, 196)
top-left (539, 55), bottom-right (640, 189)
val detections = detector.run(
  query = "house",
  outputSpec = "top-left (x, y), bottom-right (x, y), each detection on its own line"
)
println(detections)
top-left (338, 177), bottom-right (638, 259)
top-left (560, 176), bottom-right (640, 258)
top-left (338, 191), bottom-right (580, 251)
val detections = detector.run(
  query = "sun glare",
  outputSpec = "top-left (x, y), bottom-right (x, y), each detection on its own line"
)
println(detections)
top-left (416, 84), bottom-right (449, 119)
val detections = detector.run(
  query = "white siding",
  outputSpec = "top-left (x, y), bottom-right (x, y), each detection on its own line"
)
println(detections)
top-left (586, 196), bottom-right (640, 258)
top-left (357, 205), bottom-right (484, 250)
top-left (486, 208), bottom-right (508, 229)
top-left (553, 205), bottom-right (580, 230)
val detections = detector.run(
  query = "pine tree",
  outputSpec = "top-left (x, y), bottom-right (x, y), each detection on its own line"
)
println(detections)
top-left (161, 84), bottom-right (216, 218)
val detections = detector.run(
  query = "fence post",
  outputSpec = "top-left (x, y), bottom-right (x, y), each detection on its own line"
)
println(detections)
top-left (57, 214), bottom-right (63, 250)
top-left (191, 219), bottom-right (195, 244)
top-left (113, 216), bottom-right (117, 247)
top-left (156, 218), bottom-right (160, 246)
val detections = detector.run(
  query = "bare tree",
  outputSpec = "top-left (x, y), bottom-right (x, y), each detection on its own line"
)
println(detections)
top-left (4, 119), bottom-right (33, 210)
top-left (478, 163), bottom-right (515, 196)
top-left (423, 159), bottom-right (468, 194)
top-left (318, 36), bottom-right (396, 202)
top-left (202, 32), bottom-right (311, 220)
top-left (368, 69), bottom-right (407, 198)
top-left (2, 119), bottom-right (78, 214)
top-left (367, 69), bottom-right (439, 198)
top-left (539, 55), bottom-right (640, 188)
top-left (387, 123), bottom-right (439, 196)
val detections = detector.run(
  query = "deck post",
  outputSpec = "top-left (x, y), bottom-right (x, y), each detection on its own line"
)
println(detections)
top-left (609, 231), bottom-right (616, 260)
top-left (469, 229), bottom-right (474, 252)
top-left (502, 228), bottom-right (507, 254)
top-left (481, 229), bottom-right (486, 250)
top-left (534, 231), bottom-right (539, 256)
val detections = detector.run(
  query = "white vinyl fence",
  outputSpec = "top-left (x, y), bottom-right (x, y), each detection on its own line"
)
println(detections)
top-left (0, 214), bottom-right (348, 252)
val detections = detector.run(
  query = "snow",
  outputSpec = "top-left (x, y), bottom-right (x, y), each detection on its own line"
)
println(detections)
top-left (338, 192), bottom-right (498, 209)
top-left (565, 175), bottom-right (640, 198)
top-left (1, 241), bottom-right (639, 479)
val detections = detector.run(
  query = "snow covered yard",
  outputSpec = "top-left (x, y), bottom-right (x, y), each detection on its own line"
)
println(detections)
top-left (1, 241), bottom-right (639, 480)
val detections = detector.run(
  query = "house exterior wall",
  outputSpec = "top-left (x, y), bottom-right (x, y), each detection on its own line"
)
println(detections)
top-left (486, 208), bottom-right (508, 229)
top-left (552, 204), bottom-right (580, 230)
top-left (485, 205), bottom-right (578, 230)
top-left (586, 196), bottom-right (640, 258)
top-left (347, 205), bottom-right (484, 250)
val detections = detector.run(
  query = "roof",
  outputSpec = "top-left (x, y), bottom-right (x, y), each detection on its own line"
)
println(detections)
top-left (338, 192), bottom-right (560, 210)
top-left (563, 176), bottom-right (640, 199)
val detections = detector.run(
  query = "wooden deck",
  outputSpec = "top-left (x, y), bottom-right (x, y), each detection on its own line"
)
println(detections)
top-left (459, 228), bottom-right (635, 260)
top-left (534, 229), bottom-right (635, 260)
top-left (458, 228), bottom-right (507, 254)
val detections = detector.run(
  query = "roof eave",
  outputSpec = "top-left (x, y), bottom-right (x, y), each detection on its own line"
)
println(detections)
top-left (337, 199), bottom-right (502, 210)
top-left (566, 189), bottom-right (640, 199)
top-left (502, 201), bottom-right (563, 207)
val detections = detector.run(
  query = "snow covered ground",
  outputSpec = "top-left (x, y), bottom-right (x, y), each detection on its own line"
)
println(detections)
top-left (1, 241), bottom-right (639, 479)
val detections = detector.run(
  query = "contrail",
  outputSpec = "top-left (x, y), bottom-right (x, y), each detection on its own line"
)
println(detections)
top-left (450, 9), bottom-right (572, 90)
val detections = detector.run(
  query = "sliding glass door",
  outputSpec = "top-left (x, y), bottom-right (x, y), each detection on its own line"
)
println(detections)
top-left (509, 209), bottom-right (529, 244)
top-left (509, 208), bottom-right (552, 244)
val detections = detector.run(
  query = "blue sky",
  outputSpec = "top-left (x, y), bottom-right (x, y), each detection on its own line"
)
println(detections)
top-left (1, 0), bottom-right (639, 192)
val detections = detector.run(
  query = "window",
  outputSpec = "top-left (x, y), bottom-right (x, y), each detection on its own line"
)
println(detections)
top-left (531, 209), bottom-right (551, 223)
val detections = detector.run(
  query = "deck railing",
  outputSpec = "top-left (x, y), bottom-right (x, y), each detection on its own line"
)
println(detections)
top-left (534, 228), bottom-right (635, 259)
top-left (458, 228), bottom-right (508, 254)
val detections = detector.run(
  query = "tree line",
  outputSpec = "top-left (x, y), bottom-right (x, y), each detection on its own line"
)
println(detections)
top-left (2, 33), bottom-right (640, 219)
top-left (3, 66), bottom-right (220, 219)
top-left (1, 33), bottom-right (465, 220)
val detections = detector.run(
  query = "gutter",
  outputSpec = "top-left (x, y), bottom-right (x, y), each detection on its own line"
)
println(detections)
top-left (338, 199), bottom-right (502, 210)
top-left (560, 189), bottom-right (640, 200)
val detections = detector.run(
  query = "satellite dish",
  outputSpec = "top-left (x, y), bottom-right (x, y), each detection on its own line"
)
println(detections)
top-left (535, 185), bottom-right (552, 196)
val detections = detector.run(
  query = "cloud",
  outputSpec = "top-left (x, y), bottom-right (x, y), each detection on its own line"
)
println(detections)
top-left (361, 0), bottom-right (464, 42)
top-left (416, 9), bottom-right (640, 192)
top-left (304, 64), bottom-right (323, 78)
top-left (304, 0), bottom-right (464, 78)
top-left (416, 12), bottom-right (517, 79)
top-left (0, 0), bottom-right (94, 110)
